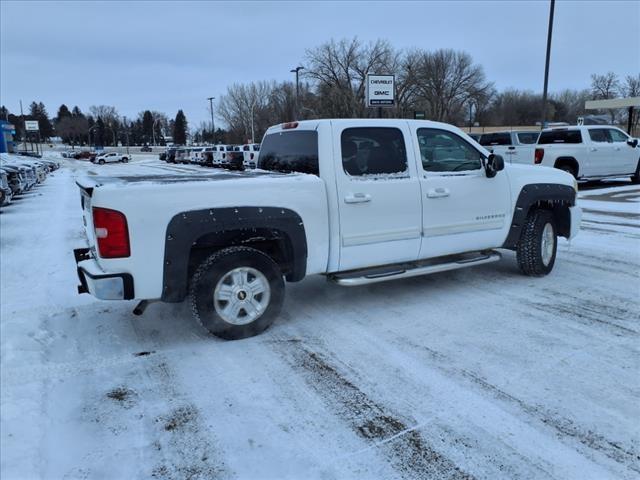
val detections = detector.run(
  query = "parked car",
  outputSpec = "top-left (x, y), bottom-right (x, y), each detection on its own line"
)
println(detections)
top-left (0, 169), bottom-right (12, 205)
top-left (165, 148), bottom-right (178, 163)
top-left (534, 126), bottom-right (640, 181)
top-left (242, 143), bottom-right (260, 169)
top-left (73, 119), bottom-right (581, 340)
top-left (189, 147), bottom-right (205, 164)
top-left (225, 146), bottom-right (245, 170)
top-left (478, 130), bottom-right (539, 165)
top-left (141, 145), bottom-right (152, 152)
top-left (174, 148), bottom-right (190, 164)
top-left (93, 152), bottom-right (130, 164)
top-left (198, 147), bottom-right (216, 166)
top-left (72, 150), bottom-right (98, 161)
top-left (0, 165), bottom-right (26, 195)
top-left (214, 145), bottom-right (234, 167)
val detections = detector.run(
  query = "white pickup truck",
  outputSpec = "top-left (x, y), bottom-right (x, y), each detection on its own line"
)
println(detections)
top-left (93, 152), bottom-right (130, 164)
top-left (478, 130), bottom-right (539, 165)
top-left (534, 125), bottom-right (640, 182)
top-left (74, 119), bottom-right (581, 340)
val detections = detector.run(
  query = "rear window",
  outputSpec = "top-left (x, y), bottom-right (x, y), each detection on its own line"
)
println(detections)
top-left (516, 132), bottom-right (539, 144)
top-left (258, 130), bottom-right (319, 175)
top-left (538, 130), bottom-right (582, 144)
top-left (479, 132), bottom-right (512, 146)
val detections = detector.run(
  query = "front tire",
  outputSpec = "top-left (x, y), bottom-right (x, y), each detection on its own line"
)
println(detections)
top-left (516, 209), bottom-right (557, 276)
top-left (98, 159), bottom-right (105, 165)
top-left (631, 159), bottom-right (640, 184)
top-left (189, 247), bottom-right (284, 340)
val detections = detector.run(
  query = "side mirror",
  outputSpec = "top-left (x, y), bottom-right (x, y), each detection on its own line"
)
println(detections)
top-left (627, 138), bottom-right (638, 148)
top-left (485, 153), bottom-right (504, 178)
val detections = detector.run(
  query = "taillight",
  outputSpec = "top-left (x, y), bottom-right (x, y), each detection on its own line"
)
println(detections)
top-left (222, 153), bottom-right (226, 159)
top-left (92, 207), bottom-right (130, 258)
top-left (250, 153), bottom-right (254, 160)
top-left (534, 148), bottom-right (544, 164)
top-left (283, 122), bottom-right (298, 129)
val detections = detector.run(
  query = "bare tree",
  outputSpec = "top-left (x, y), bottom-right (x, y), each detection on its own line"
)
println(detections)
top-left (305, 37), bottom-right (396, 117)
top-left (591, 72), bottom-right (621, 123)
top-left (412, 49), bottom-right (493, 123)
top-left (89, 105), bottom-right (119, 145)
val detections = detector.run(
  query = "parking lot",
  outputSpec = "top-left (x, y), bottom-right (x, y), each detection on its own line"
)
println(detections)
top-left (1, 154), bottom-right (639, 479)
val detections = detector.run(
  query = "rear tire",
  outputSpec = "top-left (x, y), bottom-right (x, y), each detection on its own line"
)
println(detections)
top-left (122, 157), bottom-right (129, 163)
top-left (516, 209), bottom-right (557, 276)
top-left (557, 163), bottom-right (577, 179)
top-left (189, 247), bottom-right (284, 340)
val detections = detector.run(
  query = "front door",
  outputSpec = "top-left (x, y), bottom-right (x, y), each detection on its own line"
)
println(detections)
top-left (414, 127), bottom-right (511, 259)
top-left (607, 128), bottom-right (638, 174)
top-left (335, 124), bottom-right (422, 271)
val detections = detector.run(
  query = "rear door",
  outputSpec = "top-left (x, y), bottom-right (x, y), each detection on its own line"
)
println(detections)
top-left (334, 123), bottom-right (422, 271)
top-left (513, 132), bottom-right (539, 165)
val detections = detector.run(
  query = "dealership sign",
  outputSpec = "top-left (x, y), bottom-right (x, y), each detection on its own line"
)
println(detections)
top-left (366, 74), bottom-right (395, 107)
top-left (25, 120), bottom-right (40, 131)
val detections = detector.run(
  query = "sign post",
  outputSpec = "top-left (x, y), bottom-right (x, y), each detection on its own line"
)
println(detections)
top-left (24, 120), bottom-right (40, 155)
top-left (366, 74), bottom-right (395, 117)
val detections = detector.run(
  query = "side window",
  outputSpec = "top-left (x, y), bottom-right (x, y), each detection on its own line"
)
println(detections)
top-left (517, 132), bottom-right (539, 144)
top-left (588, 129), bottom-right (611, 143)
top-left (341, 127), bottom-right (407, 176)
top-left (479, 132), bottom-right (511, 146)
top-left (608, 129), bottom-right (628, 142)
top-left (417, 128), bottom-right (483, 172)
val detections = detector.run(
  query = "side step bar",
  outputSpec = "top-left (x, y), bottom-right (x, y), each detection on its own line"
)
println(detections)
top-left (330, 251), bottom-right (502, 287)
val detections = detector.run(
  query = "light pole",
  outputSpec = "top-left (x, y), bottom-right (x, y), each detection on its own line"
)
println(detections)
top-left (250, 101), bottom-right (255, 143)
top-left (152, 118), bottom-right (161, 146)
top-left (123, 116), bottom-right (130, 155)
top-left (540, 0), bottom-right (555, 130)
top-left (290, 66), bottom-right (304, 120)
top-left (207, 96), bottom-right (215, 143)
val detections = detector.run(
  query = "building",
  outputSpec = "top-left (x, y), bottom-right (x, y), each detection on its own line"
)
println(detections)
top-left (0, 120), bottom-right (16, 153)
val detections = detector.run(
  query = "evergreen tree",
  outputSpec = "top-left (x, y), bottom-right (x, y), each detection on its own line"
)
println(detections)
top-left (72, 106), bottom-right (84, 118)
top-left (28, 101), bottom-right (54, 140)
top-left (56, 104), bottom-right (72, 122)
top-left (173, 110), bottom-right (188, 145)
top-left (0, 105), bottom-right (8, 120)
top-left (142, 110), bottom-right (154, 144)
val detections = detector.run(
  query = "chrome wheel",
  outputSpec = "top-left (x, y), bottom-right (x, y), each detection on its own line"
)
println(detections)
top-left (541, 222), bottom-right (555, 267)
top-left (213, 267), bottom-right (271, 325)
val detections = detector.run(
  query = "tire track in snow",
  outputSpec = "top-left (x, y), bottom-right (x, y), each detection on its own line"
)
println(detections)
top-left (394, 339), bottom-right (640, 475)
top-left (273, 339), bottom-right (474, 480)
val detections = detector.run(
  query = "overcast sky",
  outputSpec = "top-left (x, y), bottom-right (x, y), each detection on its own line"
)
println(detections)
top-left (1, 0), bottom-right (639, 127)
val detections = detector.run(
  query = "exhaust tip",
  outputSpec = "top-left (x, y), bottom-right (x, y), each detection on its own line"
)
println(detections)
top-left (133, 300), bottom-right (149, 316)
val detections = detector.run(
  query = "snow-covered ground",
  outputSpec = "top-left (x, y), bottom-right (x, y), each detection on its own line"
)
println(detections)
top-left (1, 156), bottom-right (639, 480)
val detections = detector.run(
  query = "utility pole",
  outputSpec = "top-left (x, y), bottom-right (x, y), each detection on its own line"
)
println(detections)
top-left (290, 66), bottom-right (304, 120)
top-left (540, 0), bottom-right (555, 130)
top-left (20, 99), bottom-right (26, 152)
top-left (207, 96), bottom-right (215, 143)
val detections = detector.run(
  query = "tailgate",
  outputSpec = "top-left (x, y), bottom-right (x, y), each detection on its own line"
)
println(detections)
top-left (77, 181), bottom-right (97, 251)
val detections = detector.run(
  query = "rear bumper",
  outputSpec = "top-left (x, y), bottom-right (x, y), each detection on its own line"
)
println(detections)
top-left (569, 205), bottom-right (582, 240)
top-left (74, 248), bottom-right (134, 300)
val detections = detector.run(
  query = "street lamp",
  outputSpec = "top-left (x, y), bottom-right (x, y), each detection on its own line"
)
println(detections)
top-left (207, 96), bottom-right (215, 143)
top-left (540, 0), bottom-right (555, 130)
top-left (290, 66), bottom-right (304, 120)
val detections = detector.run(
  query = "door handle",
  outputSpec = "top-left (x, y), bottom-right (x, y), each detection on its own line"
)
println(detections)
top-left (427, 187), bottom-right (450, 198)
top-left (508, 146), bottom-right (516, 150)
top-left (344, 193), bottom-right (372, 204)
top-left (613, 146), bottom-right (621, 151)
top-left (589, 147), bottom-right (597, 152)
